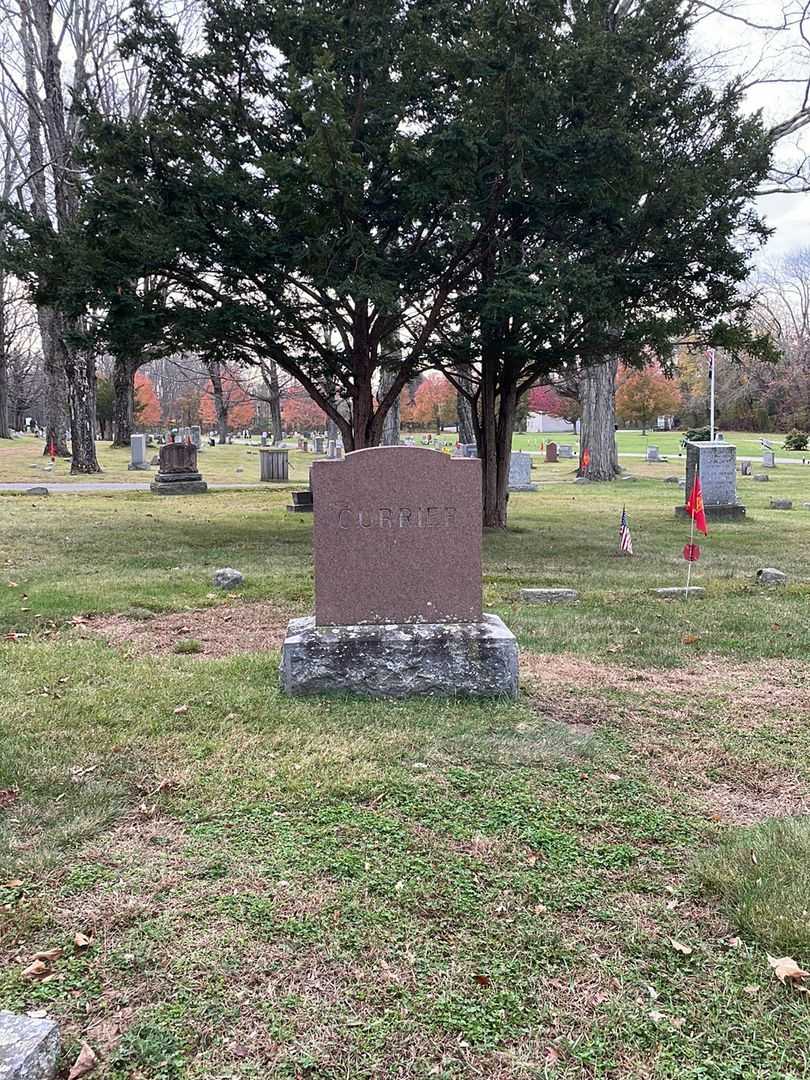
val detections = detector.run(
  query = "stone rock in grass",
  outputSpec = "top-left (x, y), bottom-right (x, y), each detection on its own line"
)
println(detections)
top-left (574, 477), bottom-right (590, 484)
top-left (653, 587), bottom-right (706, 599)
top-left (213, 568), bottom-right (243, 590)
top-left (520, 588), bottom-right (578, 604)
top-left (663, 476), bottom-right (680, 484)
top-left (622, 474), bottom-right (638, 481)
top-left (756, 567), bottom-right (787, 586)
top-left (753, 474), bottom-right (769, 482)
top-left (769, 499), bottom-right (793, 510)
top-left (25, 487), bottom-right (48, 496)
top-left (0, 1010), bottom-right (60, 1080)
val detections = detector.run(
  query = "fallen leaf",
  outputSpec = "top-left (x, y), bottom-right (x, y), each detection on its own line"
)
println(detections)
top-left (743, 984), bottom-right (760, 996)
top-left (545, 1045), bottom-right (561, 1066)
top-left (681, 634), bottom-right (700, 645)
top-left (33, 948), bottom-right (63, 962)
top-left (27, 1009), bottom-right (48, 1019)
top-left (22, 959), bottom-right (49, 980)
top-left (670, 1016), bottom-right (686, 1030)
top-left (767, 954), bottom-right (810, 984)
top-left (0, 790), bottom-right (19, 810)
top-left (7, 581), bottom-right (18, 588)
top-left (668, 938), bottom-right (693, 956)
top-left (3, 878), bottom-right (23, 889)
top-left (173, 705), bottom-right (189, 715)
top-left (648, 1009), bottom-right (666, 1023)
top-left (74, 933), bottom-right (92, 949)
top-left (68, 1041), bottom-right (98, 1080)
top-left (473, 973), bottom-right (492, 988)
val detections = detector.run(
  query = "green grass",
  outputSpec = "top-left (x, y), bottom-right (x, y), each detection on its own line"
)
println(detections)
top-left (698, 818), bottom-right (810, 957)
top-left (3, 480), bottom-right (810, 1077)
top-left (511, 429), bottom-right (797, 458)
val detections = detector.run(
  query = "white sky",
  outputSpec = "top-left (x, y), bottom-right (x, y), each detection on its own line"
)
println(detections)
top-left (693, 0), bottom-right (810, 262)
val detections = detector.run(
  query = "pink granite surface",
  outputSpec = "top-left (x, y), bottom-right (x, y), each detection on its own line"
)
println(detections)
top-left (312, 447), bottom-right (482, 625)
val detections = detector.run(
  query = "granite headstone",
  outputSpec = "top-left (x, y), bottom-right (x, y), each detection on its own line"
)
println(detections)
top-left (281, 447), bottom-right (517, 696)
top-left (675, 441), bottom-right (744, 521)
top-left (128, 434), bottom-right (149, 471)
top-left (508, 451), bottom-right (537, 492)
top-left (150, 441), bottom-right (208, 495)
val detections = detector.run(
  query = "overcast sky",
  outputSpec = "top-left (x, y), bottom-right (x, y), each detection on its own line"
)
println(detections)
top-left (694, 0), bottom-right (810, 263)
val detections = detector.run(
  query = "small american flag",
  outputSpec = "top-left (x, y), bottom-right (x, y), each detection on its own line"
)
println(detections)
top-left (619, 506), bottom-right (633, 555)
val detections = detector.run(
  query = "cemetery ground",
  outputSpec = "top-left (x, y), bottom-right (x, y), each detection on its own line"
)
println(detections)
top-left (2, 469), bottom-right (810, 1078)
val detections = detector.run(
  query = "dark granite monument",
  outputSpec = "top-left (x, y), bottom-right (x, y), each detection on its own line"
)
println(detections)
top-left (280, 447), bottom-right (517, 697)
top-left (150, 441), bottom-right (208, 495)
top-left (675, 440), bottom-right (745, 521)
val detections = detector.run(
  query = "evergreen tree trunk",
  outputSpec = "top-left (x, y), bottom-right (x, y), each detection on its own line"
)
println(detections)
top-left (267, 362), bottom-right (283, 444)
top-left (111, 356), bottom-right (140, 446)
top-left (579, 357), bottom-right (620, 481)
top-left (207, 360), bottom-right (229, 443)
top-left (456, 374), bottom-right (476, 444)
top-left (0, 271), bottom-right (9, 439)
top-left (379, 325), bottom-right (401, 446)
top-left (63, 330), bottom-right (101, 473)
top-left (379, 367), bottom-right (401, 445)
top-left (39, 309), bottom-right (70, 457)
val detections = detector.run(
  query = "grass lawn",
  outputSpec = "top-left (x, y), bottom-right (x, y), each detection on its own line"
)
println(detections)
top-left (0, 434), bottom-right (314, 486)
top-left (3, 471), bottom-right (810, 1078)
top-left (511, 430), bottom-right (798, 459)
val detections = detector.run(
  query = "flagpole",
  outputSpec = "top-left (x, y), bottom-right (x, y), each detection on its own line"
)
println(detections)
top-left (685, 505), bottom-right (696, 601)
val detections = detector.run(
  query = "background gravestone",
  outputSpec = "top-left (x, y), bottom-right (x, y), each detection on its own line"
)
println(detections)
top-left (150, 442), bottom-right (208, 495)
top-left (281, 447), bottom-right (517, 696)
top-left (545, 441), bottom-right (558, 463)
top-left (128, 434), bottom-right (149, 471)
top-left (508, 451), bottom-right (537, 492)
top-left (763, 450), bottom-right (776, 468)
top-left (675, 441), bottom-right (745, 521)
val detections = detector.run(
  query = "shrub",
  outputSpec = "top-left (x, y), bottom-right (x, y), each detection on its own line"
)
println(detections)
top-left (783, 429), bottom-right (808, 452)
top-left (173, 638), bottom-right (202, 655)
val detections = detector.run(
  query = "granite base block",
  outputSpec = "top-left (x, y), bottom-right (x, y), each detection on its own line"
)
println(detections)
top-left (508, 484), bottom-right (538, 493)
top-left (150, 479), bottom-right (208, 495)
top-left (280, 614), bottom-right (518, 698)
top-left (0, 1011), bottom-right (59, 1080)
top-left (675, 504), bottom-right (746, 522)
top-left (127, 462), bottom-right (151, 471)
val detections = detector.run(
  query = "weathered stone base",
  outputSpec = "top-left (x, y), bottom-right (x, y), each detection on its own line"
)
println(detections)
top-left (150, 478), bottom-right (208, 495)
top-left (0, 1010), bottom-right (60, 1080)
top-left (675, 504), bottom-right (746, 522)
top-left (509, 484), bottom-right (538, 493)
top-left (280, 614), bottom-right (518, 698)
top-left (127, 462), bottom-right (151, 471)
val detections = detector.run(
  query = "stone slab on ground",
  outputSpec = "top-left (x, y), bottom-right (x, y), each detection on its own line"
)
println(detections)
top-left (756, 567), bottom-right (787, 586)
top-left (280, 613), bottom-right (518, 698)
top-left (675, 504), bottom-right (746, 522)
top-left (653, 587), bottom-right (706, 599)
top-left (753, 474), bottom-right (769, 482)
top-left (25, 487), bottom-right (48, 496)
top-left (770, 499), bottom-right (793, 509)
top-left (0, 1011), bottom-right (59, 1080)
top-left (520, 588), bottom-right (578, 604)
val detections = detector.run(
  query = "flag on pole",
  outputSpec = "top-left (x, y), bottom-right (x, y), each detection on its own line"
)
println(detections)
top-left (619, 506), bottom-right (633, 555)
top-left (685, 473), bottom-right (709, 536)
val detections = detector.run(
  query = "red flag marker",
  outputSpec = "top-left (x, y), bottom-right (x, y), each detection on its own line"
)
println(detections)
top-left (685, 474), bottom-right (708, 536)
top-left (683, 543), bottom-right (701, 563)
top-left (582, 448), bottom-right (591, 469)
top-left (47, 436), bottom-right (56, 464)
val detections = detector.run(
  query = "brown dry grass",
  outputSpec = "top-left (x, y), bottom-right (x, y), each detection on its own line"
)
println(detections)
top-left (76, 600), bottom-right (297, 658)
